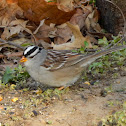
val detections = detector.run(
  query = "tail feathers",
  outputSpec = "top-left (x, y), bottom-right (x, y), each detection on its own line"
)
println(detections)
top-left (80, 45), bottom-right (126, 67)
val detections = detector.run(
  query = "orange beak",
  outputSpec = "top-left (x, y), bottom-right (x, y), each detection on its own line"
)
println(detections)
top-left (20, 56), bottom-right (27, 62)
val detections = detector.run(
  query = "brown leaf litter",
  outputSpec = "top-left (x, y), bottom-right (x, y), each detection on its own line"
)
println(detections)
top-left (0, 0), bottom-right (123, 69)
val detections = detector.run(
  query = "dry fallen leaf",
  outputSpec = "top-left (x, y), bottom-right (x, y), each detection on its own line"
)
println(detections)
top-left (52, 22), bottom-right (92, 50)
top-left (34, 23), bottom-right (57, 46)
top-left (34, 22), bottom-right (56, 39)
top-left (7, 0), bottom-right (18, 4)
top-left (84, 81), bottom-right (90, 85)
top-left (89, 17), bottom-right (101, 32)
top-left (35, 89), bottom-right (42, 95)
top-left (0, 106), bottom-right (4, 110)
top-left (54, 23), bottom-right (72, 44)
top-left (0, 96), bottom-right (3, 101)
top-left (10, 84), bottom-right (16, 90)
top-left (70, 8), bottom-right (90, 29)
top-left (0, 0), bottom-right (7, 9)
top-left (57, 0), bottom-right (79, 12)
top-left (85, 6), bottom-right (101, 32)
top-left (0, 2), bottom-right (23, 27)
top-left (18, 0), bottom-right (76, 25)
top-left (11, 97), bottom-right (18, 102)
top-left (33, 5), bottom-right (93, 47)
top-left (1, 19), bottom-right (29, 39)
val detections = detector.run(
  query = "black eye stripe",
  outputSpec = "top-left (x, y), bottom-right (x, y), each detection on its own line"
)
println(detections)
top-left (24, 46), bottom-right (38, 57)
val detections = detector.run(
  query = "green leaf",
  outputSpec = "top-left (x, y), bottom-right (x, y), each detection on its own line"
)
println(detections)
top-left (84, 41), bottom-right (89, 47)
top-left (72, 50), bottom-right (78, 53)
top-left (98, 37), bottom-right (108, 46)
top-left (46, 120), bottom-right (52, 124)
top-left (2, 67), bottom-right (14, 84)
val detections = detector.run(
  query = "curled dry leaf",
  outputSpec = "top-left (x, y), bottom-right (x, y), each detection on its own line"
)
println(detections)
top-left (34, 19), bottom-right (72, 45)
top-left (34, 23), bottom-right (56, 42)
top-left (34, 6), bottom-right (93, 46)
top-left (57, 0), bottom-right (80, 12)
top-left (0, 0), bottom-right (7, 9)
top-left (89, 17), bottom-right (101, 32)
top-left (70, 8), bottom-right (91, 29)
top-left (54, 24), bottom-right (72, 44)
top-left (85, 7), bottom-right (101, 32)
top-left (0, 2), bottom-right (23, 27)
top-left (92, 8), bottom-right (100, 23)
top-left (18, 0), bottom-right (76, 25)
top-left (33, 5), bottom-right (94, 48)
top-left (1, 20), bottom-right (29, 39)
top-left (52, 22), bottom-right (92, 50)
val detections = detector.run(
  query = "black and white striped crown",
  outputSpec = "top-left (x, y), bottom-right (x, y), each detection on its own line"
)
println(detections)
top-left (23, 46), bottom-right (42, 58)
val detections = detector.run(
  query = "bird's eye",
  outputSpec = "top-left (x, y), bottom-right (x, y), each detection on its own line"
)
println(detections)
top-left (29, 56), bottom-right (34, 58)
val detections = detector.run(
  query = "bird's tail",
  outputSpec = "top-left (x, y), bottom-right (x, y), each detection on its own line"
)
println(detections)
top-left (80, 45), bottom-right (126, 67)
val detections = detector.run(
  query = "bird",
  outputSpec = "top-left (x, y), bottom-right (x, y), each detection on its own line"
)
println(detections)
top-left (20, 45), bottom-right (126, 87)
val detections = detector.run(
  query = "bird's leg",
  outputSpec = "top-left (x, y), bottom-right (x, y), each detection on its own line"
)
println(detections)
top-left (58, 86), bottom-right (65, 90)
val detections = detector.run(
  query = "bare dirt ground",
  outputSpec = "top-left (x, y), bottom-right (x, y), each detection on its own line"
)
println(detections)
top-left (22, 76), bottom-right (126, 126)
top-left (0, 67), bottom-right (126, 126)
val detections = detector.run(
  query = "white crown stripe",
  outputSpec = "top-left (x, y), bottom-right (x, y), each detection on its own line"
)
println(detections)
top-left (24, 46), bottom-right (40, 58)
top-left (24, 46), bottom-right (36, 55)
top-left (29, 48), bottom-right (39, 57)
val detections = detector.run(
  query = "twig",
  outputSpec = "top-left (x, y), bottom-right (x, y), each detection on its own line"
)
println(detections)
top-left (0, 54), bottom-right (4, 58)
top-left (7, 52), bottom-right (23, 58)
top-left (104, 0), bottom-right (126, 49)
top-left (0, 52), bottom-right (23, 59)
top-left (15, 18), bottom-right (37, 43)
top-left (0, 38), bottom-right (24, 50)
top-left (105, 0), bottom-right (126, 35)
top-left (85, 48), bottom-right (98, 52)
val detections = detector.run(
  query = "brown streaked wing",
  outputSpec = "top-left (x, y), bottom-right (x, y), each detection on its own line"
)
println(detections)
top-left (42, 50), bottom-right (83, 71)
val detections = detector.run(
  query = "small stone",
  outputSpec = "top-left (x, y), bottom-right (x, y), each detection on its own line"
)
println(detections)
top-left (100, 89), bottom-right (107, 97)
top-left (97, 121), bottom-right (102, 126)
top-left (9, 112), bottom-right (15, 115)
top-left (120, 71), bottom-right (126, 76)
top-left (116, 81), bottom-right (120, 84)
top-left (90, 81), bottom-right (97, 85)
top-left (32, 110), bottom-right (38, 116)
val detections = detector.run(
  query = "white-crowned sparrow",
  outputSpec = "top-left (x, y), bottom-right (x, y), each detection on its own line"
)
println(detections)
top-left (20, 45), bottom-right (126, 87)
